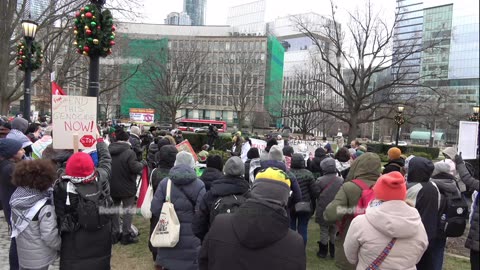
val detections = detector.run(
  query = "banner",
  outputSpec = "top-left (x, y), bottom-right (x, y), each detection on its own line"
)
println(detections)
top-left (458, 121), bottom-right (479, 160)
top-left (129, 108), bottom-right (155, 125)
top-left (250, 138), bottom-right (267, 154)
top-left (52, 95), bottom-right (97, 149)
top-left (288, 139), bottom-right (324, 160)
top-left (176, 140), bottom-right (197, 162)
top-left (52, 81), bottom-right (66, 95)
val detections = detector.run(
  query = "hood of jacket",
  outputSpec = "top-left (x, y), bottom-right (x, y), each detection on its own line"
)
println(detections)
top-left (387, 158), bottom-right (405, 167)
top-left (346, 152), bottom-right (381, 182)
top-left (366, 200), bottom-right (423, 238)
top-left (108, 142), bottom-right (131, 156)
top-left (260, 160), bottom-right (287, 172)
top-left (315, 147), bottom-right (327, 158)
top-left (319, 158), bottom-right (337, 174)
top-left (148, 143), bottom-right (159, 155)
top-left (290, 154), bottom-right (306, 169)
top-left (231, 199), bottom-right (290, 249)
top-left (408, 157), bottom-right (434, 183)
top-left (169, 164), bottom-right (197, 185)
top-left (210, 175), bottom-right (250, 197)
top-left (156, 145), bottom-right (177, 168)
top-left (431, 173), bottom-right (459, 195)
top-left (201, 167), bottom-right (224, 181)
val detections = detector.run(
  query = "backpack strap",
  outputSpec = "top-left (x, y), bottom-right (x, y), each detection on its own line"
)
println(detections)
top-left (352, 179), bottom-right (371, 190)
top-left (366, 238), bottom-right (397, 270)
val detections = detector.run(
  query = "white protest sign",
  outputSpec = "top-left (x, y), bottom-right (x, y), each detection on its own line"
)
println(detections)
top-left (288, 139), bottom-right (324, 160)
top-left (458, 121), bottom-right (479, 160)
top-left (52, 95), bottom-right (97, 149)
top-left (250, 138), bottom-right (267, 154)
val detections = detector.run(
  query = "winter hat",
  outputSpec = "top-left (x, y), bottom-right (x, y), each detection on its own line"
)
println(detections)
top-left (115, 129), bottom-right (129, 141)
top-left (442, 147), bottom-right (457, 160)
top-left (206, 155), bottom-right (223, 171)
top-left (223, 156), bottom-right (244, 176)
top-left (388, 147), bottom-right (402, 160)
top-left (0, 138), bottom-right (23, 159)
top-left (130, 126), bottom-right (141, 136)
top-left (6, 129), bottom-right (33, 149)
top-left (265, 138), bottom-right (277, 152)
top-left (251, 167), bottom-right (291, 206)
top-left (282, 146), bottom-right (294, 157)
top-left (174, 151), bottom-right (195, 169)
top-left (11, 117), bottom-right (29, 133)
top-left (63, 152), bottom-right (96, 183)
top-left (157, 138), bottom-right (171, 149)
top-left (373, 171), bottom-right (407, 201)
top-left (443, 159), bottom-right (457, 176)
top-left (314, 147), bottom-right (326, 158)
top-left (433, 161), bottom-right (452, 177)
top-left (268, 145), bottom-right (284, 161)
top-left (247, 148), bottom-right (260, 159)
top-left (197, 150), bottom-right (209, 163)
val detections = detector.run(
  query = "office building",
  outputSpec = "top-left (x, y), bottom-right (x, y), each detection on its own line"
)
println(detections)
top-left (184, 0), bottom-right (207, 26)
top-left (164, 12), bottom-right (192, 26)
top-left (227, 0), bottom-right (267, 35)
top-left (17, 0), bottom-right (51, 20)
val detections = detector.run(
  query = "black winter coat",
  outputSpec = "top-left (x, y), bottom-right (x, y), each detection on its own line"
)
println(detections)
top-left (53, 142), bottom-right (113, 270)
top-left (383, 158), bottom-right (405, 174)
top-left (129, 134), bottom-right (143, 161)
top-left (199, 199), bottom-right (306, 270)
top-left (308, 148), bottom-right (328, 178)
top-left (200, 167), bottom-right (224, 191)
top-left (192, 175), bottom-right (249, 241)
top-left (151, 145), bottom-right (177, 192)
top-left (0, 159), bottom-right (16, 226)
top-left (457, 162), bottom-right (479, 252)
top-left (289, 154), bottom-right (315, 207)
top-left (108, 142), bottom-right (143, 198)
top-left (260, 160), bottom-right (302, 206)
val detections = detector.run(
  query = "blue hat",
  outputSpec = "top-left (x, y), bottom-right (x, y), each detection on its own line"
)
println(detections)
top-left (0, 138), bottom-right (23, 159)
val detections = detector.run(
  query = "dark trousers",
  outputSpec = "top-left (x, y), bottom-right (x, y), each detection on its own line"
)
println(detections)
top-left (10, 237), bottom-right (19, 270)
top-left (290, 212), bottom-right (310, 246)
top-left (149, 215), bottom-right (159, 261)
top-left (431, 237), bottom-right (446, 270)
top-left (472, 249), bottom-right (479, 270)
top-left (112, 196), bottom-right (135, 236)
top-left (416, 244), bottom-right (434, 270)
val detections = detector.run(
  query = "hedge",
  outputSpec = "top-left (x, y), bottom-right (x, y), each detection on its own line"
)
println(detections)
top-left (366, 143), bottom-right (440, 160)
top-left (182, 132), bottom-right (233, 152)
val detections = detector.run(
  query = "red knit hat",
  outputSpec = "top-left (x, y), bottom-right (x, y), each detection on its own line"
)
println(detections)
top-left (373, 171), bottom-right (406, 201)
top-left (64, 152), bottom-right (96, 183)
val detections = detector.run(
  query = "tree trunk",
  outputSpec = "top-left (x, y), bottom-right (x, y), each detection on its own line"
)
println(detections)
top-left (347, 115), bottom-right (359, 143)
top-left (302, 131), bottom-right (307, 140)
top-left (0, 98), bottom-right (10, 115)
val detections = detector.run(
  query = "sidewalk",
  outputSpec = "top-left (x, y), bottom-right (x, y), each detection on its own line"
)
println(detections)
top-left (0, 211), bottom-right (59, 270)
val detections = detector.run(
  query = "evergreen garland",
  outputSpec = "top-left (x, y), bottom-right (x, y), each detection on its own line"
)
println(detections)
top-left (73, 4), bottom-right (115, 57)
top-left (16, 41), bottom-right (43, 71)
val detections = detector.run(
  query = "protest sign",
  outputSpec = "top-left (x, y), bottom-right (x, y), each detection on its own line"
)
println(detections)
top-left (250, 138), bottom-right (267, 154)
top-left (458, 121), bottom-right (479, 160)
top-left (288, 139), bottom-right (323, 160)
top-left (52, 95), bottom-right (97, 149)
top-left (176, 140), bottom-right (198, 161)
top-left (129, 108), bottom-right (155, 125)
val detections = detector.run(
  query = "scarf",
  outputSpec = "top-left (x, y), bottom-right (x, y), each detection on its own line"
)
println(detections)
top-left (9, 187), bottom-right (52, 238)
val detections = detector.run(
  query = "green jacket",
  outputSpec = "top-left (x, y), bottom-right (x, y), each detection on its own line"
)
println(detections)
top-left (323, 152), bottom-right (381, 270)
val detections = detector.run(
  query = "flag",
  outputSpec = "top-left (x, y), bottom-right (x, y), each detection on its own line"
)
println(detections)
top-left (51, 81), bottom-right (66, 95)
top-left (137, 166), bottom-right (149, 208)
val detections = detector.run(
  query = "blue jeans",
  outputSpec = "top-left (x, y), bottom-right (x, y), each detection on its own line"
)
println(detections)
top-left (290, 212), bottom-right (310, 246)
top-left (431, 237), bottom-right (446, 270)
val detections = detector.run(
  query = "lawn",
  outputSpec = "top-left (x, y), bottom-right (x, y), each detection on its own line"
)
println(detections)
top-left (112, 215), bottom-right (471, 270)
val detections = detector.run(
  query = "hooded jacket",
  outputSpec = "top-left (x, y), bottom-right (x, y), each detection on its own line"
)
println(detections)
top-left (289, 154), bottom-right (315, 206)
top-left (129, 133), bottom-right (143, 161)
top-left (324, 152), bottom-right (382, 270)
top-left (108, 142), bottom-right (144, 198)
top-left (200, 167), bottom-right (224, 191)
top-left (198, 199), bottom-right (306, 270)
top-left (260, 159), bottom-right (302, 206)
top-left (151, 165), bottom-right (206, 270)
top-left (456, 161), bottom-right (479, 252)
top-left (383, 158), bottom-right (406, 175)
top-left (311, 158), bottom-right (344, 225)
top-left (151, 145), bottom-right (178, 192)
top-left (193, 174), bottom-right (250, 241)
top-left (406, 157), bottom-right (440, 242)
top-left (344, 201), bottom-right (428, 270)
top-left (308, 147), bottom-right (328, 178)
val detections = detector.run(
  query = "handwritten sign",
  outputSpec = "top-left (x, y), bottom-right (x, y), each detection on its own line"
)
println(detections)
top-left (458, 121), bottom-right (479, 160)
top-left (129, 108), bottom-right (155, 125)
top-left (52, 95), bottom-right (97, 149)
top-left (250, 138), bottom-right (267, 154)
top-left (175, 140), bottom-right (198, 162)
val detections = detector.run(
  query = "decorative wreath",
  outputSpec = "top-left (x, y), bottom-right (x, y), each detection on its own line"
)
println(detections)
top-left (16, 41), bottom-right (43, 71)
top-left (73, 4), bottom-right (115, 57)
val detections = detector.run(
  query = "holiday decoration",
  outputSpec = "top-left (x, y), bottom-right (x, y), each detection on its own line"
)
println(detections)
top-left (74, 3), bottom-right (115, 57)
top-left (16, 40), bottom-right (43, 71)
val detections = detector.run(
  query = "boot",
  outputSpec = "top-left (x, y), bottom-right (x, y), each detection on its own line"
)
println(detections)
top-left (316, 241), bottom-right (328, 258)
top-left (120, 233), bottom-right (139, 245)
top-left (329, 241), bottom-right (335, 258)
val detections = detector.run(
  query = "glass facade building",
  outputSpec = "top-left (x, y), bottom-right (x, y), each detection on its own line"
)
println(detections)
top-left (164, 12), bottom-right (192, 26)
top-left (184, 0), bottom-right (207, 26)
top-left (227, 0), bottom-right (267, 35)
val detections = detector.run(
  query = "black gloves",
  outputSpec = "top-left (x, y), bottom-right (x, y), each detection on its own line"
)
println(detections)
top-left (454, 153), bottom-right (464, 165)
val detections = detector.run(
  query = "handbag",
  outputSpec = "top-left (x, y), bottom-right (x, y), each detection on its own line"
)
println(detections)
top-left (294, 201), bottom-right (312, 214)
top-left (366, 238), bottom-right (397, 270)
top-left (140, 168), bottom-right (156, 219)
top-left (150, 179), bottom-right (180, 248)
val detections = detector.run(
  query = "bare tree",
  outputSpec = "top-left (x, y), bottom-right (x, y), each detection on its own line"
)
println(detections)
top-left (290, 0), bottom-right (443, 140)
top-left (136, 39), bottom-right (210, 127)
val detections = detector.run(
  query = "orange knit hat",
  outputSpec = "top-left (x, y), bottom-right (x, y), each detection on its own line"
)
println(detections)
top-left (373, 171), bottom-right (406, 201)
top-left (387, 147), bottom-right (402, 160)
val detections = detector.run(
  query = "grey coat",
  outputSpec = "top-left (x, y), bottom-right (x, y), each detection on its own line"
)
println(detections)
top-left (151, 165), bottom-right (206, 270)
top-left (457, 162), bottom-right (479, 251)
top-left (16, 204), bottom-right (61, 269)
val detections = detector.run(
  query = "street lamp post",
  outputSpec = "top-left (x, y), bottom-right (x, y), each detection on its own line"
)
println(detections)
top-left (21, 19), bottom-right (39, 122)
top-left (394, 106), bottom-right (405, 147)
top-left (87, 0), bottom-right (106, 98)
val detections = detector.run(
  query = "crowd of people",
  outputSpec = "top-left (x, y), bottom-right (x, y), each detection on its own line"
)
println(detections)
top-left (0, 117), bottom-right (479, 270)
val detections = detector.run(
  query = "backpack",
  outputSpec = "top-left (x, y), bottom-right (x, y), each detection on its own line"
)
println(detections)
top-left (439, 191), bottom-right (468, 237)
top-left (74, 179), bottom-right (112, 231)
top-left (351, 179), bottom-right (375, 216)
top-left (210, 194), bottom-right (247, 224)
top-left (389, 163), bottom-right (406, 176)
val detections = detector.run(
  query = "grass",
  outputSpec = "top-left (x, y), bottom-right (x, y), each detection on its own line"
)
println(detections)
top-left (112, 216), bottom-right (470, 270)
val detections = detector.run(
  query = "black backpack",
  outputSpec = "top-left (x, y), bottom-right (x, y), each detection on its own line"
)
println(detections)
top-left (439, 191), bottom-right (469, 237)
top-left (210, 194), bottom-right (247, 224)
top-left (74, 179), bottom-right (112, 231)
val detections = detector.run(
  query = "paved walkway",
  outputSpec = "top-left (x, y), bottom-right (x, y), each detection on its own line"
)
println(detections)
top-left (0, 211), bottom-right (59, 270)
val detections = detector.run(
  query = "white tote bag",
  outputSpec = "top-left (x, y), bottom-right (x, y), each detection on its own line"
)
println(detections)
top-left (140, 169), bottom-right (156, 219)
top-left (150, 179), bottom-right (180, 248)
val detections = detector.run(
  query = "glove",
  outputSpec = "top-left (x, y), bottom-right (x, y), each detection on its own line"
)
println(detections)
top-left (454, 153), bottom-right (464, 165)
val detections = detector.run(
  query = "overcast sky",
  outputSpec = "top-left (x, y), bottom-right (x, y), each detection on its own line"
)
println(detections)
top-left (138, 0), bottom-right (396, 25)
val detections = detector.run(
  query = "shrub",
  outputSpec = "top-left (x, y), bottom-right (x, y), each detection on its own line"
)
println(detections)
top-left (208, 150), bottom-right (231, 165)
top-left (412, 152), bottom-right (433, 159)
top-left (182, 132), bottom-right (233, 152)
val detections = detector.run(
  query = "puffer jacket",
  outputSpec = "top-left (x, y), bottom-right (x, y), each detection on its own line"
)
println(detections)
top-left (324, 153), bottom-right (382, 270)
top-left (129, 133), bottom-right (143, 161)
top-left (200, 167), bottom-right (224, 191)
top-left (457, 161), bottom-right (479, 251)
top-left (151, 165), bottom-right (206, 270)
top-left (344, 200), bottom-right (428, 270)
top-left (16, 204), bottom-right (61, 269)
top-left (289, 154), bottom-right (315, 207)
top-left (54, 141), bottom-right (113, 270)
top-left (151, 145), bottom-right (178, 192)
top-left (311, 158), bottom-right (343, 225)
top-left (108, 142), bottom-right (144, 198)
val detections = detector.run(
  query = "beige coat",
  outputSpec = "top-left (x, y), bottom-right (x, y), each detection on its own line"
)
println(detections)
top-left (344, 200), bottom-right (428, 270)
